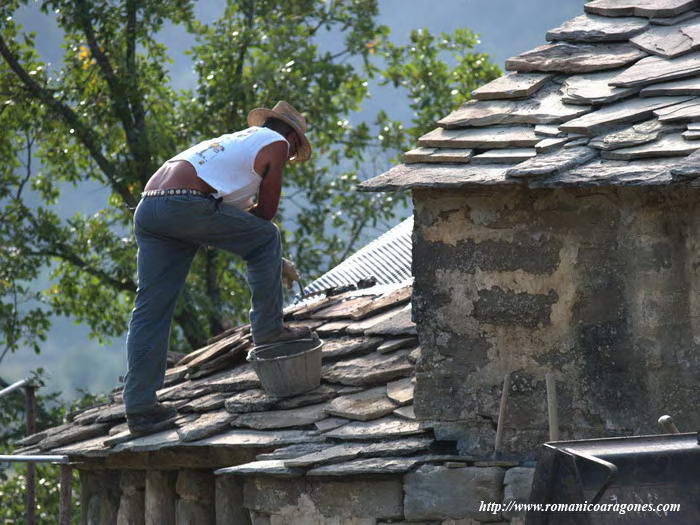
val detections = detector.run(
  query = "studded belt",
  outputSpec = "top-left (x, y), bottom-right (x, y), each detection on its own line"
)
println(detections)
top-left (141, 188), bottom-right (211, 198)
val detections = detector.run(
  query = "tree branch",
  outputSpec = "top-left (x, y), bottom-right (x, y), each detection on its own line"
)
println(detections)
top-left (0, 34), bottom-right (136, 207)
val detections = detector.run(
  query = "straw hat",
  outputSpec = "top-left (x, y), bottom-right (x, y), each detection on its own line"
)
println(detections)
top-left (247, 101), bottom-right (311, 162)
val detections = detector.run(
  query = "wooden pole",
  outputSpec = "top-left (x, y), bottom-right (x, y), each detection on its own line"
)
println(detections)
top-left (59, 464), bottom-right (72, 525)
top-left (546, 372), bottom-right (560, 441)
top-left (24, 384), bottom-right (36, 525)
top-left (494, 372), bottom-right (511, 456)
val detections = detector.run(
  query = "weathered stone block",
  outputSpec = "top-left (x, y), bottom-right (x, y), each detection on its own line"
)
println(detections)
top-left (176, 469), bottom-right (215, 524)
top-left (117, 471), bottom-right (145, 525)
top-left (216, 475), bottom-right (251, 525)
top-left (145, 470), bottom-right (177, 525)
top-left (80, 469), bottom-right (121, 525)
top-left (403, 465), bottom-right (504, 522)
top-left (503, 468), bottom-right (535, 520)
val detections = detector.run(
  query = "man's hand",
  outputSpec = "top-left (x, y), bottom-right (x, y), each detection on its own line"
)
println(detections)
top-left (282, 257), bottom-right (300, 289)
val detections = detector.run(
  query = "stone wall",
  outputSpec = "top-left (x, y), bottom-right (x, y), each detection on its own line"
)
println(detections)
top-left (412, 186), bottom-right (700, 456)
top-left (240, 465), bottom-right (534, 525)
top-left (79, 465), bottom-right (535, 524)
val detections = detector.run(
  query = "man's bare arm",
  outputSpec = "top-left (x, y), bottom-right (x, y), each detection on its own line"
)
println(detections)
top-left (249, 141), bottom-right (288, 221)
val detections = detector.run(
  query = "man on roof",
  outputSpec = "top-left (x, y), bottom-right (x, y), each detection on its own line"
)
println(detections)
top-left (123, 101), bottom-right (313, 436)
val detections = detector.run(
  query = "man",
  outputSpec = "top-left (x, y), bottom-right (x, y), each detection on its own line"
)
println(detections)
top-left (123, 101), bottom-right (312, 435)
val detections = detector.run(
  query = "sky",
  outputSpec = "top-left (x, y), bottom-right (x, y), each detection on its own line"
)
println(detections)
top-left (2, 0), bottom-right (586, 400)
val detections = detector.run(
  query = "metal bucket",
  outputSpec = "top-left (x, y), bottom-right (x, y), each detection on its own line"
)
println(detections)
top-left (247, 336), bottom-right (323, 397)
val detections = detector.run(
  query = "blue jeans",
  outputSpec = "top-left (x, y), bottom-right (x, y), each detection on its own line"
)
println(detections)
top-left (123, 194), bottom-right (283, 413)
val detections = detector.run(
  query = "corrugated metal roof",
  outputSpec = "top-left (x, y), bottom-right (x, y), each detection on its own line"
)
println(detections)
top-left (300, 216), bottom-right (413, 297)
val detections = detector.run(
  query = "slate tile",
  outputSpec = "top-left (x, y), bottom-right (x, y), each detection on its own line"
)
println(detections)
top-left (306, 456), bottom-right (427, 476)
top-left (315, 320), bottom-right (351, 336)
top-left (387, 378), bottom-right (414, 406)
top-left (256, 442), bottom-right (333, 461)
top-left (322, 349), bottom-right (413, 387)
top-left (376, 337), bottom-right (418, 354)
top-left (215, 460), bottom-right (304, 477)
top-left (536, 137), bottom-right (573, 153)
top-left (325, 386), bottom-right (398, 421)
top-left (177, 410), bottom-right (237, 442)
top-left (506, 147), bottom-right (598, 178)
top-left (631, 21), bottom-right (700, 58)
top-left (364, 304), bottom-right (416, 336)
top-left (585, 0), bottom-right (697, 19)
top-left (321, 336), bottom-right (382, 360)
top-left (670, 149), bottom-right (700, 176)
top-left (559, 96), bottom-right (693, 135)
top-left (437, 85), bottom-right (589, 128)
top-left (95, 404), bottom-right (126, 423)
top-left (404, 147), bottom-right (474, 164)
top-left (506, 42), bottom-right (646, 74)
top-left (471, 73), bottom-right (551, 100)
top-left (640, 76), bottom-right (700, 96)
top-left (650, 10), bottom-right (700, 26)
top-left (590, 119), bottom-right (685, 150)
top-left (535, 124), bottom-right (568, 137)
top-left (345, 305), bottom-right (407, 335)
top-left (180, 392), bottom-right (228, 413)
top-left (275, 385), bottom-right (339, 410)
top-left (234, 403), bottom-right (328, 430)
top-left (189, 429), bottom-right (324, 448)
top-left (547, 13), bottom-right (649, 42)
top-left (311, 296), bottom-right (377, 320)
top-left (531, 158), bottom-right (675, 187)
top-left (39, 423), bottom-right (110, 451)
top-left (601, 133), bottom-right (700, 159)
top-left (419, 126), bottom-right (540, 149)
top-left (323, 416), bottom-right (424, 441)
top-left (348, 284), bottom-right (412, 321)
top-left (111, 428), bottom-right (182, 453)
top-left (188, 363), bottom-right (260, 393)
top-left (654, 98), bottom-right (700, 121)
top-left (394, 405), bottom-right (417, 420)
top-left (562, 69), bottom-right (640, 105)
top-left (314, 417), bottom-right (351, 433)
top-left (610, 52), bottom-right (700, 88)
top-left (182, 332), bottom-right (244, 370)
top-left (284, 437), bottom-right (433, 468)
top-left (471, 148), bottom-right (537, 164)
top-left (224, 389), bottom-right (276, 414)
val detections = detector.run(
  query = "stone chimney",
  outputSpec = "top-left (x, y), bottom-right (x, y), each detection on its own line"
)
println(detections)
top-left (361, 0), bottom-right (700, 457)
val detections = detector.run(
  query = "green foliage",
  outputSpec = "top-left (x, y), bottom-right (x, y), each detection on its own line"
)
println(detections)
top-left (0, 0), bottom-right (501, 354)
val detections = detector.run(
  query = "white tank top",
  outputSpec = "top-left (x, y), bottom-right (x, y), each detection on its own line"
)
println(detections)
top-left (168, 126), bottom-right (288, 210)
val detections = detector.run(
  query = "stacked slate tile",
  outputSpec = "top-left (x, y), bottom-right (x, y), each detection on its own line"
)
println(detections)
top-left (360, 0), bottom-right (700, 192)
top-left (14, 283), bottom-right (471, 477)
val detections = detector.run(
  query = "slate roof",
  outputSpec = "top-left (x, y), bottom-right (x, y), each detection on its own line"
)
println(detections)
top-left (360, 0), bottom-right (700, 192)
top-left (13, 281), bottom-right (472, 478)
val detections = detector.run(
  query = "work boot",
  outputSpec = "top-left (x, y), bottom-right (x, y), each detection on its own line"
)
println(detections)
top-left (126, 402), bottom-right (178, 436)
top-left (255, 325), bottom-right (316, 345)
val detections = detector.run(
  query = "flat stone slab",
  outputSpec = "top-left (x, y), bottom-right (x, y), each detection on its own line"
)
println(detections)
top-left (348, 285), bottom-right (412, 321)
top-left (345, 304), bottom-right (407, 335)
top-left (256, 442), bottom-right (333, 461)
top-left (111, 428), bottom-right (182, 453)
top-left (507, 147), bottom-right (598, 178)
top-left (51, 434), bottom-right (111, 457)
top-left (284, 437), bottom-right (433, 468)
top-left (190, 429), bottom-right (324, 448)
top-left (358, 163), bottom-right (513, 192)
top-left (177, 410), bottom-right (236, 442)
top-left (394, 405), bottom-right (417, 420)
top-left (315, 417), bottom-right (350, 432)
top-left (650, 10), bottom-right (700, 25)
top-left (224, 389), bottom-right (275, 414)
top-left (311, 296), bottom-right (377, 320)
top-left (274, 385), bottom-right (338, 410)
top-left (364, 305), bottom-right (416, 336)
top-left (189, 363), bottom-right (260, 393)
top-left (562, 69), bottom-right (640, 105)
top-left (601, 133), bottom-right (700, 159)
top-left (559, 95), bottom-right (693, 135)
top-left (683, 130), bottom-right (700, 139)
top-left (531, 158), bottom-right (675, 187)
top-left (535, 124), bottom-right (567, 137)
top-left (640, 76), bottom-right (700, 96)
top-left (471, 73), bottom-right (551, 100)
top-left (506, 42), bottom-right (646, 74)
top-left (438, 85), bottom-right (589, 128)
top-left (590, 119), bottom-right (685, 150)
top-left (323, 415), bottom-right (424, 440)
top-left (419, 126), bottom-right (540, 149)
top-left (215, 460), bottom-right (304, 478)
top-left (387, 378), bottom-right (414, 406)
top-left (536, 137), bottom-right (573, 153)
top-left (322, 349), bottom-right (412, 387)
top-left (325, 386), bottom-right (397, 421)
top-left (404, 147), bottom-right (474, 164)
top-left (307, 456), bottom-right (427, 476)
top-left (377, 337), bottom-right (418, 354)
top-left (654, 98), bottom-right (700, 121)
top-left (181, 392), bottom-right (228, 413)
top-left (585, 0), bottom-right (698, 18)
top-left (610, 52), bottom-right (700, 88)
top-left (321, 336), bottom-right (382, 360)
top-left (631, 21), bottom-right (700, 58)
top-left (94, 404), bottom-right (126, 423)
top-left (670, 149), bottom-right (700, 176)
top-left (39, 423), bottom-right (110, 451)
top-left (547, 13), bottom-right (649, 42)
top-left (234, 403), bottom-right (328, 430)
top-left (471, 148), bottom-right (537, 164)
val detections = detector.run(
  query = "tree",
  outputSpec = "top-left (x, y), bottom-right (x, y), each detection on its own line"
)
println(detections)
top-left (0, 0), bottom-right (501, 356)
